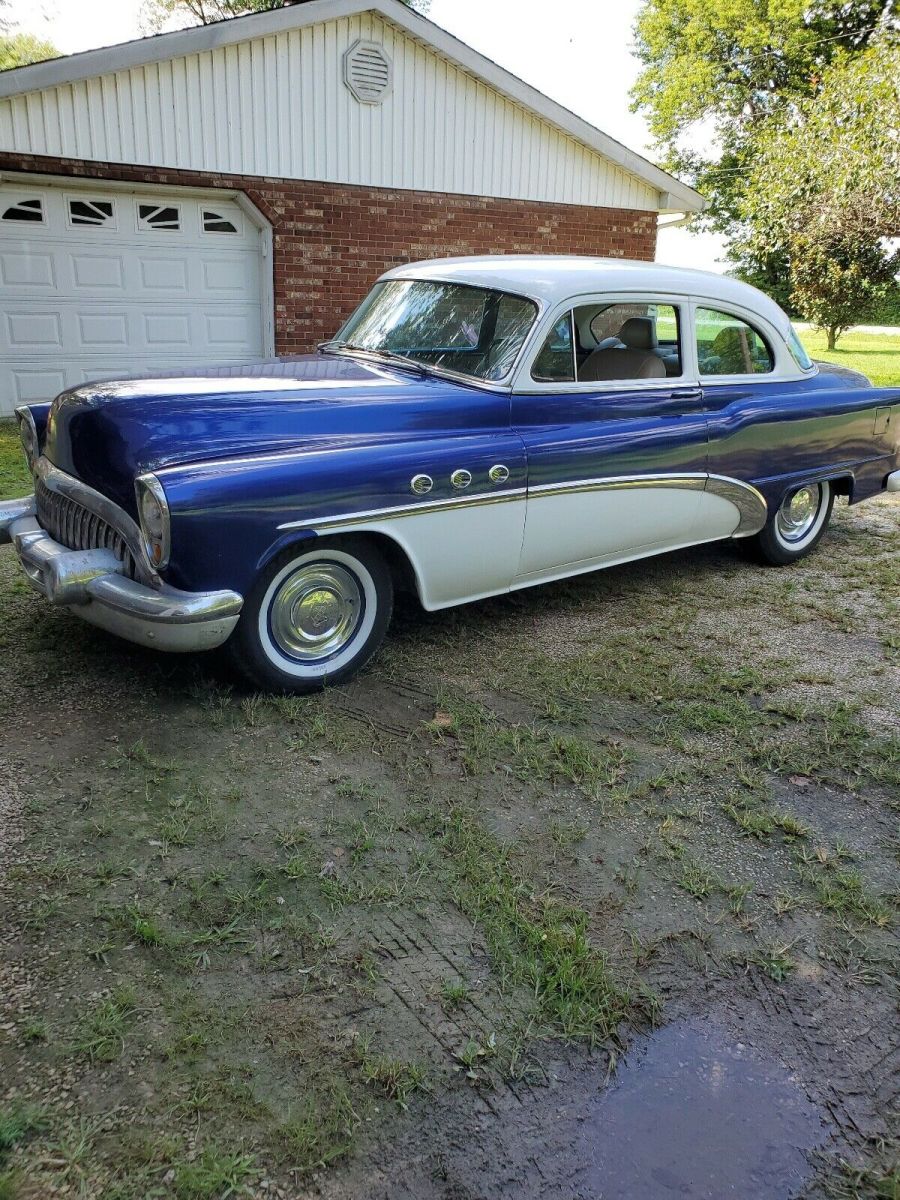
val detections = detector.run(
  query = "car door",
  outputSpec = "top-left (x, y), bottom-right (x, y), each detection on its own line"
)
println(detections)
top-left (510, 294), bottom-right (710, 583)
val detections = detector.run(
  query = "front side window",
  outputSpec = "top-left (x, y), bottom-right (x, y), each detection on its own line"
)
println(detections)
top-left (531, 300), bottom-right (682, 383)
top-left (696, 307), bottom-right (774, 376)
top-left (334, 280), bottom-right (537, 382)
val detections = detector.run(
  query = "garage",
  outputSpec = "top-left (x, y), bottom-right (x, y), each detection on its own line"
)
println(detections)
top-left (0, 179), bottom-right (270, 413)
top-left (0, 0), bottom-right (704, 420)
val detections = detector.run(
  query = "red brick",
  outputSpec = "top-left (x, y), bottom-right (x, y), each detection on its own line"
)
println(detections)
top-left (0, 151), bottom-right (658, 354)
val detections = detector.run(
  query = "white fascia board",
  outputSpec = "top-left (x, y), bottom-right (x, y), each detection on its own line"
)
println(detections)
top-left (0, 0), bottom-right (704, 214)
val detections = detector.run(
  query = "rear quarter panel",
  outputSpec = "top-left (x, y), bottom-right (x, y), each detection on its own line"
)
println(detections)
top-left (702, 372), bottom-right (900, 508)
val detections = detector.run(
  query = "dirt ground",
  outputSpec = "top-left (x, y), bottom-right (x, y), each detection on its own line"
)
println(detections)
top-left (0, 428), bottom-right (897, 1199)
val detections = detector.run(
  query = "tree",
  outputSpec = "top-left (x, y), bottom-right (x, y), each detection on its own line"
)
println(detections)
top-left (740, 34), bottom-right (900, 347)
top-left (789, 232), bottom-right (898, 349)
top-left (630, 0), bottom-right (894, 244)
top-left (143, 0), bottom-right (427, 28)
top-left (0, 1), bottom-right (57, 69)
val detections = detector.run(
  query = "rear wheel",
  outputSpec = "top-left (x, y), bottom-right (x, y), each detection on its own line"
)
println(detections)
top-left (746, 480), bottom-right (834, 565)
top-left (230, 537), bottom-right (393, 692)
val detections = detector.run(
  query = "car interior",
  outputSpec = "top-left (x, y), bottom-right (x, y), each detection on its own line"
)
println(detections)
top-left (531, 302), bottom-right (683, 383)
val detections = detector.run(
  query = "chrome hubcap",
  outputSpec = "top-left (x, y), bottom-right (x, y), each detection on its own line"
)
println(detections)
top-left (775, 485), bottom-right (821, 543)
top-left (269, 563), bottom-right (362, 661)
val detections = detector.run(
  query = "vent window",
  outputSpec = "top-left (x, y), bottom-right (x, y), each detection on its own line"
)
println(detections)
top-left (2, 198), bottom-right (44, 223)
top-left (343, 39), bottom-right (392, 104)
top-left (202, 209), bottom-right (239, 234)
top-left (138, 203), bottom-right (180, 231)
top-left (69, 198), bottom-right (114, 226)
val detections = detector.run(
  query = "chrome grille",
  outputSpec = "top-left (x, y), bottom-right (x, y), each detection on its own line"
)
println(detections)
top-left (35, 476), bottom-right (137, 579)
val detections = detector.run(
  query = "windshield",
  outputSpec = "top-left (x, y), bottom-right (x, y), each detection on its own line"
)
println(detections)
top-left (332, 280), bottom-right (538, 382)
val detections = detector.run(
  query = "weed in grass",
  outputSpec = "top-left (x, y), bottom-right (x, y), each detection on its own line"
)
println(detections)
top-left (279, 1081), bottom-right (359, 1173)
top-left (746, 943), bottom-right (796, 982)
top-left (439, 978), bottom-right (470, 1010)
top-left (455, 1033), bottom-right (498, 1082)
top-left (773, 812), bottom-right (809, 839)
top-left (357, 1047), bottom-right (427, 1109)
top-left (73, 987), bottom-right (136, 1062)
top-left (21, 1020), bottom-right (47, 1044)
top-left (0, 1105), bottom-right (43, 1159)
top-left (815, 872), bottom-right (892, 928)
top-left (549, 819), bottom-right (589, 847)
top-left (678, 862), bottom-right (717, 900)
top-left (724, 802), bottom-right (775, 839)
top-left (170, 1146), bottom-right (257, 1200)
top-left (111, 903), bottom-right (172, 949)
top-left (773, 891), bottom-right (804, 917)
top-left (725, 883), bottom-right (753, 915)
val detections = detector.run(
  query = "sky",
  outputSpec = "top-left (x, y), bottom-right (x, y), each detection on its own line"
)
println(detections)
top-left (3, 0), bottom-right (727, 270)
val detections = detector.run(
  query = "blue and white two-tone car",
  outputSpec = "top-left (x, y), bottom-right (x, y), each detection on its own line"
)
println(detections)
top-left (2, 256), bottom-right (899, 692)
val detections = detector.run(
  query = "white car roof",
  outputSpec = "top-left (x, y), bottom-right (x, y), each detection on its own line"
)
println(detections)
top-left (379, 255), bottom-right (792, 335)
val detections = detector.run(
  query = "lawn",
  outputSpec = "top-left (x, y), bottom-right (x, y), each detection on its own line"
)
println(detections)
top-left (799, 327), bottom-right (900, 387)
top-left (0, 418), bottom-right (898, 1198)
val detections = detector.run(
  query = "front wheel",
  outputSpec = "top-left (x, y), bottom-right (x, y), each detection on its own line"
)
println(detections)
top-left (229, 537), bottom-right (393, 693)
top-left (745, 480), bottom-right (835, 566)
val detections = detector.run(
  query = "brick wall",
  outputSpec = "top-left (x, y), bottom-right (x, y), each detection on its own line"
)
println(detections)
top-left (0, 152), bottom-right (658, 355)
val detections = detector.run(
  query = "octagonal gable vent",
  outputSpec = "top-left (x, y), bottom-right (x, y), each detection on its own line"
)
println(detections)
top-left (343, 39), bottom-right (392, 104)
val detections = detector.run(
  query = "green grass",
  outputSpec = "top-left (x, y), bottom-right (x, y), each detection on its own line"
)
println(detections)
top-left (799, 328), bottom-right (900, 388)
top-left (424, 803), bottom-right (638, 1042)
top-left (0, 421), bottom-right (29, 503)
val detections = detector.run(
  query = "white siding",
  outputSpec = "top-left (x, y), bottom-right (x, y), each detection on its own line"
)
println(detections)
top-left (0, 14), bottom-right (658, 212)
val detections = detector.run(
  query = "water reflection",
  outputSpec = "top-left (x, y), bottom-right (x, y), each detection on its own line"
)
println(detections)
top-left (578, 1017), bottom-right (828, 1199)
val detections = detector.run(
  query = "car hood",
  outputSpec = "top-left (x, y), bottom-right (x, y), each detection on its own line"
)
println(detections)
top-left (43, 354), bottom-right (471, 514)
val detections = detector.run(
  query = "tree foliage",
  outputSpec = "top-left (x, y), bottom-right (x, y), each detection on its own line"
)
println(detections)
top-left (740, 34), bottom-right (900, 346)
top-left (0, 31), bottom-right (56, 69)
top-left (630, 0), bottom-right (894, 232)
top-left (0, 1), bottom-right (57, 70)
top-left (143, 0), bottom-right (426, 28)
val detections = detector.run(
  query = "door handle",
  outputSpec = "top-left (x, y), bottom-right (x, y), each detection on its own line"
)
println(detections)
top-left (670, 387), bottom-right (702, 400)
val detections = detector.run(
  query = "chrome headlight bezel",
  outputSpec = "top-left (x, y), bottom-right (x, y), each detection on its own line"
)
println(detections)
top-left (15, 405), bottom-right (38, 474)
top-left (135, 472), bottom-right (171, 571)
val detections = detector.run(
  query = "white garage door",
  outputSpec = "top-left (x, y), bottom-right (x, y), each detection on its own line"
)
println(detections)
top-left (0, 181), bottom-right (269, 416)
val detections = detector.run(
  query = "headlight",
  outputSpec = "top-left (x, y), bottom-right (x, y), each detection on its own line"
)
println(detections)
top-left (15, 406), bottom-right (38, 473)
top-left (135, 474), bottom-right (171, 570)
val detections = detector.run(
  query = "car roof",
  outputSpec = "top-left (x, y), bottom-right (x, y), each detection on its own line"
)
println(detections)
top-left (378, 255), bottom-right (792, 334)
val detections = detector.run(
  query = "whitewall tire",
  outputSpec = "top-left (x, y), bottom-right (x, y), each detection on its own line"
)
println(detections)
top-left (747, 481), bottom-right (835, 565)
top-left (230, 537), bottom-right (393, 692)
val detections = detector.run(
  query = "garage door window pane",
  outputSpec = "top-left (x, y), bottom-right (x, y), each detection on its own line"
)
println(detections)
top-left (2, 198), bottom-right (43, 223)
top-left (203, 210), bottom-right (239, 233)
top-left (69, 199), bottom-right (114, 226)
top-left (138, 204), bottom-right (180, 231)
top-left (696, 308), bottom-right (773, 375)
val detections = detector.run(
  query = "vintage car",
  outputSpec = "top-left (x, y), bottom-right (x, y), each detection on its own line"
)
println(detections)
top-left (2, 256), bottom-right (899, 692)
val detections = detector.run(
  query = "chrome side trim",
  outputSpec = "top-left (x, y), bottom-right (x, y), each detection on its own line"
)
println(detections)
top-left (528, 472), bottom-right (708, 499)
top-left (35, 456), bottom-right (159, 587)
top-left (278, 471), bottom-right (768, 539)
top-left (277, 486), bottom-right (528, 532)
top-left (705, 474), bottom-right (768, 536)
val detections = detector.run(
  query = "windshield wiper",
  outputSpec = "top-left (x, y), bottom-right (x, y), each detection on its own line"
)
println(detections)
top-left (316, 340), bottom-right (430, 377)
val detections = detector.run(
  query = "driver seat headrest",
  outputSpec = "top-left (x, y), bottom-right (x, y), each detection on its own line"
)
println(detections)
top-left (618, 316), bottom-right (658, 351)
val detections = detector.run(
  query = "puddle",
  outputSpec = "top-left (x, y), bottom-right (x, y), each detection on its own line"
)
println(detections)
top-left (577, 1017), bottom-right (829, 1199)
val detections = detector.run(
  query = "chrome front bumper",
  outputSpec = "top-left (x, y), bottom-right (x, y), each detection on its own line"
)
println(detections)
top-left (1, 495), bottom-right (243, 653)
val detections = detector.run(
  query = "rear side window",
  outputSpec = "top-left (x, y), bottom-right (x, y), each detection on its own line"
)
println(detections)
top-left (696, 308), bottom-right (773, 376)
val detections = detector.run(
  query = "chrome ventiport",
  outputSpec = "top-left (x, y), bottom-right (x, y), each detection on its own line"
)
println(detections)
top-left (488, 463), bottom-right (510, 483)
top-left (410, 474), bottom-right (433, 495)
top-left (450, 469), bottom-right (472, 490)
